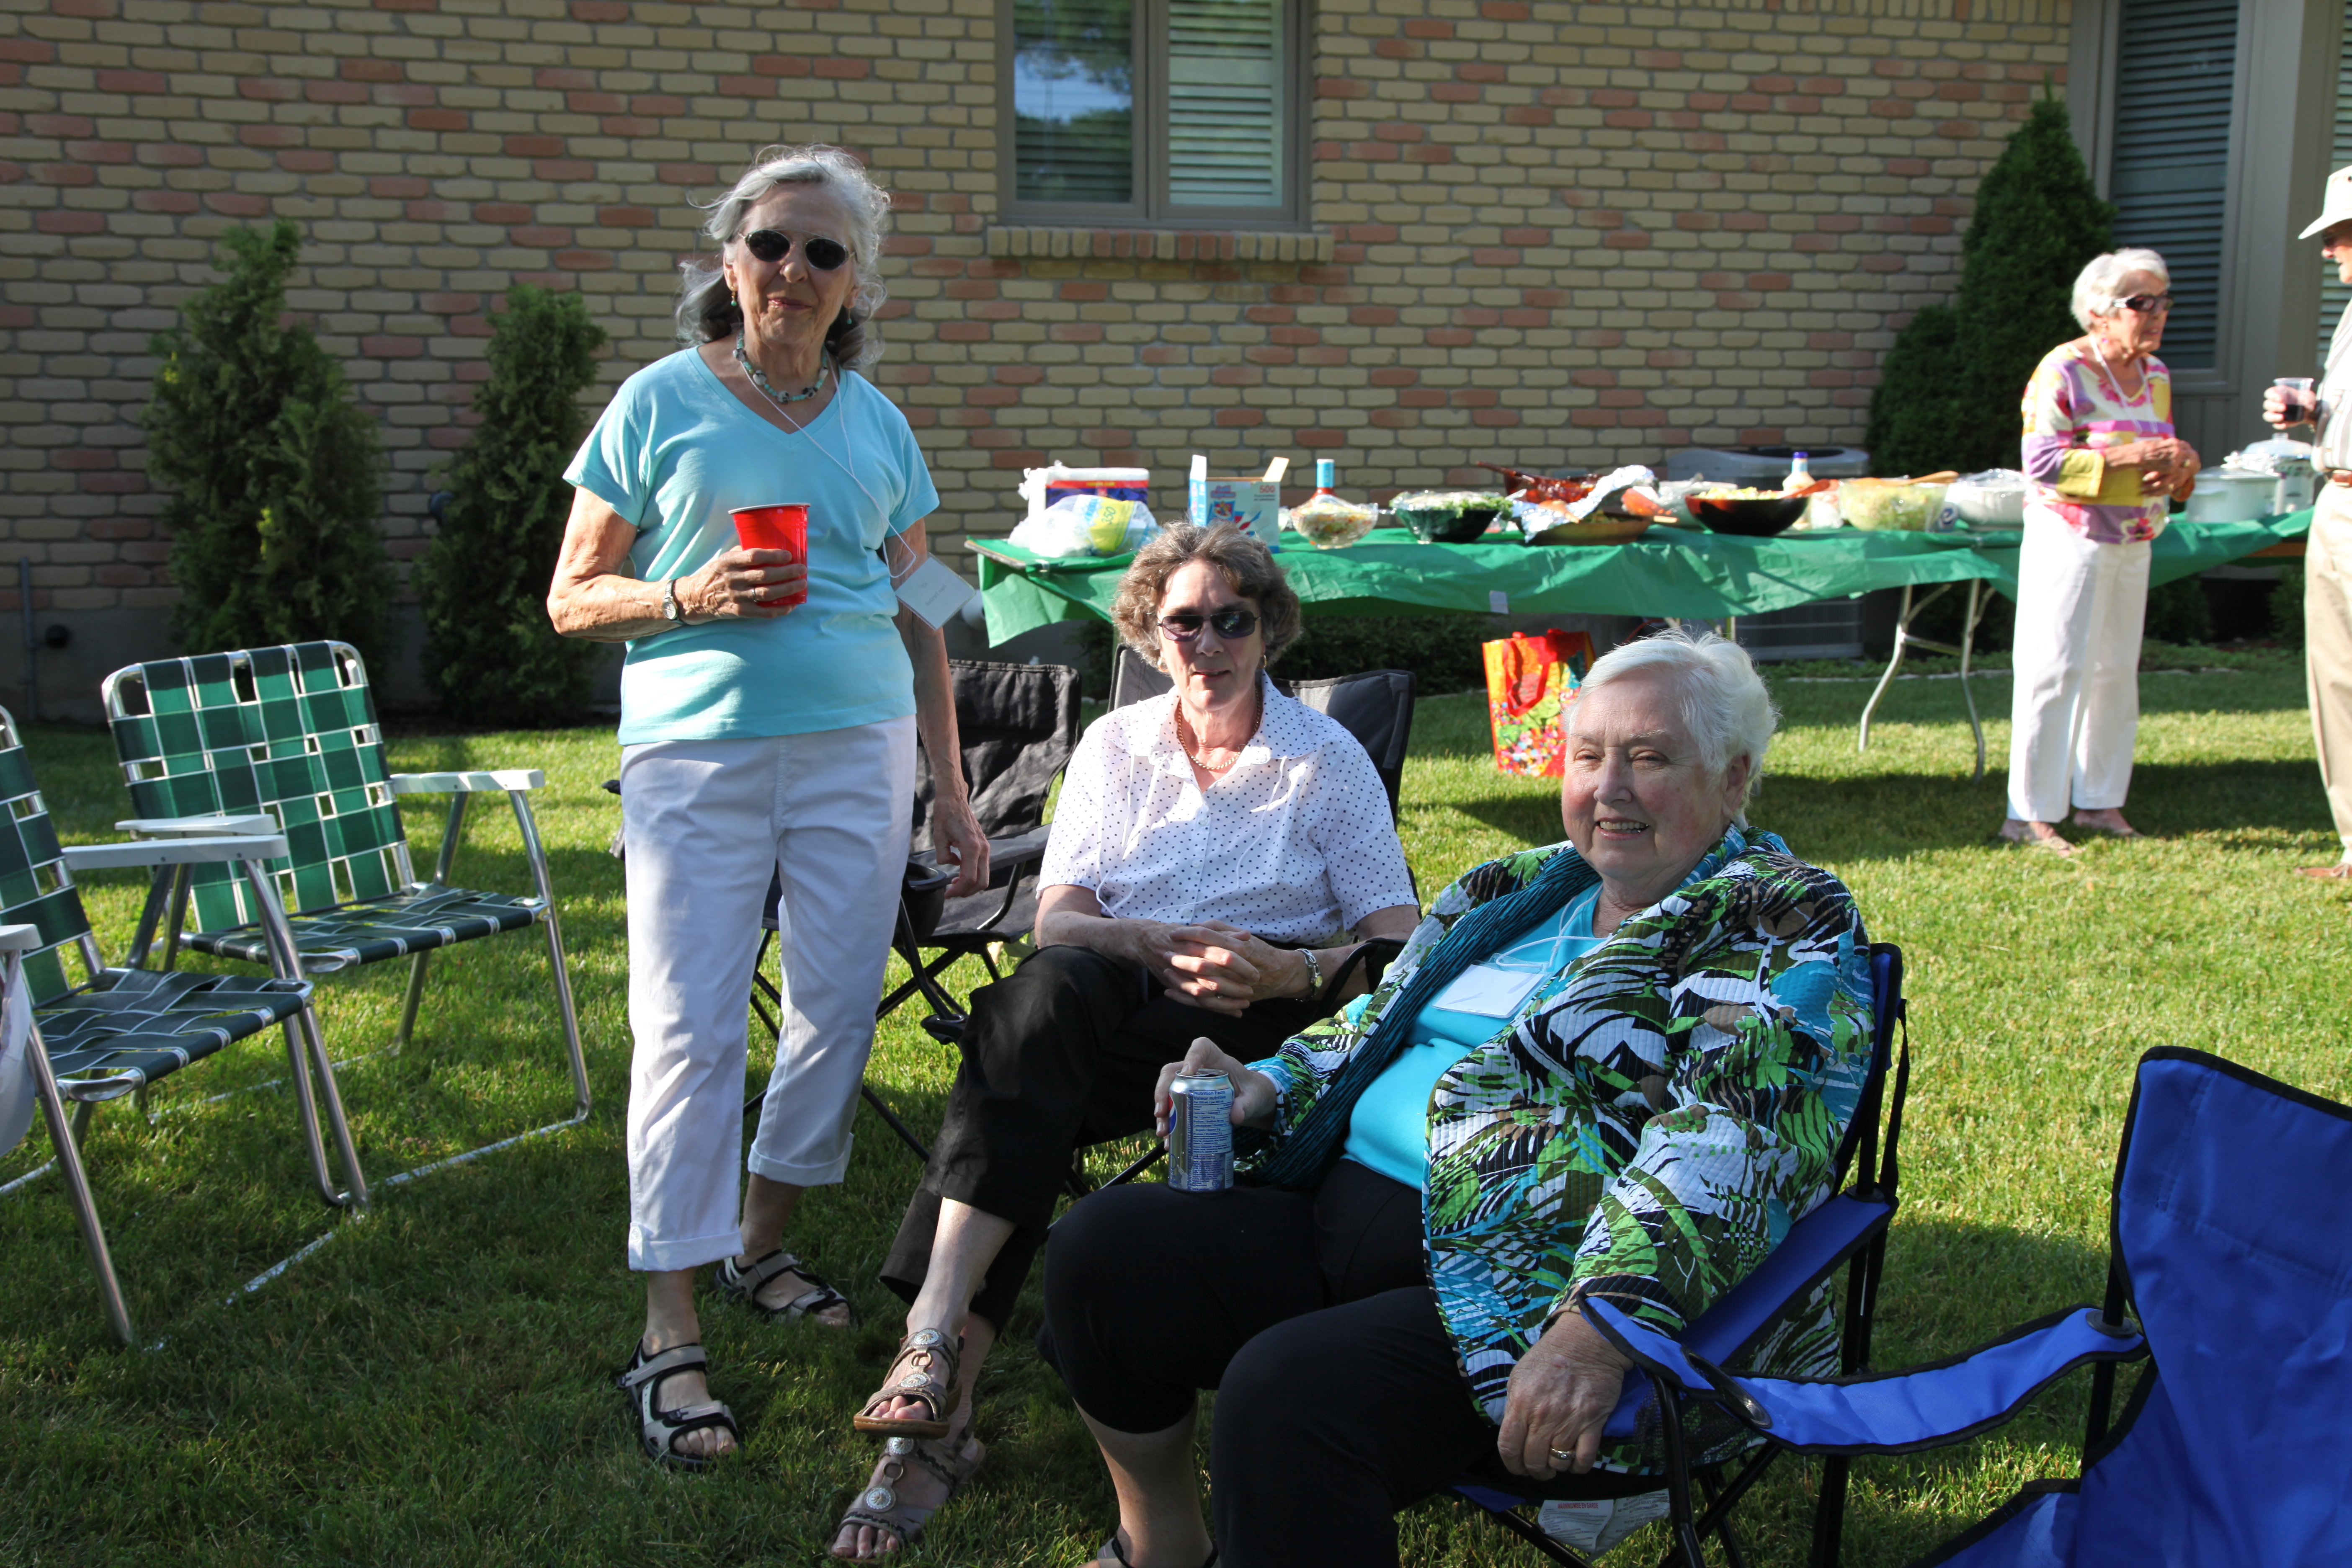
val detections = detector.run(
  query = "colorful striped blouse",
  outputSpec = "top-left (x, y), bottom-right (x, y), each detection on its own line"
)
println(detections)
top-left (2019, 338), bottom-right (2174, 544)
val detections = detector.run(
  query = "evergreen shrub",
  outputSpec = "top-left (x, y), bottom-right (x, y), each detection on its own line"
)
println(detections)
top-left (1866, 98), bottom-right (2116, 478)
top-left (146, 220), bottom-right (392, 670)
top-left (2272, 565), bottom-right (2306, 650)
top-left (417, 286), bottom-right (608, 725)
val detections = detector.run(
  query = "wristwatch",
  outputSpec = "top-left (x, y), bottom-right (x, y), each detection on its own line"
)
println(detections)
top-left (1295, 946), bottom-right (1323, 999)
top-left (660, 578), bottom-right (683, 624)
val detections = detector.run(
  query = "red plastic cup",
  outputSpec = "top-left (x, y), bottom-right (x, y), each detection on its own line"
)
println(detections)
top-left (730, 503), bottom-right (809, 608)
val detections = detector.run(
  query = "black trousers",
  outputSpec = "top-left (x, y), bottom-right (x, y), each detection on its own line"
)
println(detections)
top-left (1039, 1163), bottom-right (1501, 1568)
top-left (879, 944), bottom-right (1330, 1331)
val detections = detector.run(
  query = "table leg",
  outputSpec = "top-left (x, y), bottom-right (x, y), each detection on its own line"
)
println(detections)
top-left (1858, 584), bottom-right (1916, 754)
top-left (1956, 578), bottom-right (1986, 781)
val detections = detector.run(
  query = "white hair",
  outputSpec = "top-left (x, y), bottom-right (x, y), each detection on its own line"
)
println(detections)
top-left (1577, 627), bottom-right (1779, 820)
top-left (2071, 248), bottom-right (2170, 330)
top-left (674, 143), bottom-right (892, 369)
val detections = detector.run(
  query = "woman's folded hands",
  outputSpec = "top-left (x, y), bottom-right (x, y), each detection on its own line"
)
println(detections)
top-left (1150, 1037), bottom-right (1280, 1137)
top-left (1135, 918), bottom-right (1318, 1014)
top-left (1497, 1309), bottom-right (1638, 1478)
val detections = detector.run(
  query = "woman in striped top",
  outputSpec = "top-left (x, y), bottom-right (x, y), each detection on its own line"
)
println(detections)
top-left (2002, 248), bottom-right (2202, 855)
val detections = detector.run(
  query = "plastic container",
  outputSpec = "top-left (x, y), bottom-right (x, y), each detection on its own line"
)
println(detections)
top-left (1840, 479), bottom-right (1951, 532)
top-left (2184, 469), bottom-right (2277, 524)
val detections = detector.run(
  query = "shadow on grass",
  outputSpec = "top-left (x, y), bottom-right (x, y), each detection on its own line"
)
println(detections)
top-left (1439, 757), bottom-right (2335, 864)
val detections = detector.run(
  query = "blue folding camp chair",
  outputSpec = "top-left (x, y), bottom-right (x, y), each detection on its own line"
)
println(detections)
top-left (1578, 1046), bottom-right (2352, 1567)
top-left (1450, 941), bottom-right (1910, 1568)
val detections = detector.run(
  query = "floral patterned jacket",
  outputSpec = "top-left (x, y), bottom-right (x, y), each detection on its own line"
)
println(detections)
top-left (1245, 824), bottom-right (1875, 1439)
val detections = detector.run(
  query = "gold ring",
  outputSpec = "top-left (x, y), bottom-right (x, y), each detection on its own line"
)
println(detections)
top-left (1549, 1447), bottom-right (1576, 1464)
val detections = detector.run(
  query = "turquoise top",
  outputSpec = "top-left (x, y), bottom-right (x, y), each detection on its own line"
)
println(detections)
top-left (564, 348), bottom-right (941, 745)
top-left (1329, 887), bottom-right (1602, 1191)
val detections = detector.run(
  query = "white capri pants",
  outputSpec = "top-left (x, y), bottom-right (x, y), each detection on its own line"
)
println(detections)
top-left (621, 715), bottom-right (916, 1273)
top-left (2005, 506), bottom-right (2152, 823)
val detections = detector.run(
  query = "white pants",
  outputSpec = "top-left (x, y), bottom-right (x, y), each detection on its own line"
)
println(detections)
top-left (2006, 508), bottom-right (2151, 823)
top-left (2308, 482), bottom-right (2352, 853)
top-left (621, 716), bottom-right (916, 1272)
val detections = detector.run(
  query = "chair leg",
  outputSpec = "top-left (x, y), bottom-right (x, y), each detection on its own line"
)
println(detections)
top-left (510, 789), bottom-right (592, 1122)
top-left (393, 950), bottom-right (430, 1053)
top-left (28, 1031), bottom-right (133, 1344)
top-left (1808, 1457), bottom-right (1850, 1568)
top-left (859, 1082), bottom-right (932, 1163)
top-left (1456, 1494), bottom-right (1600, 1567)
top-left (283, 1007), bottom-right (369, 1210)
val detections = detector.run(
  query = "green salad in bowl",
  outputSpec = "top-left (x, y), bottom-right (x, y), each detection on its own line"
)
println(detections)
top-left (1390, 490), bottom-right (1509, 544)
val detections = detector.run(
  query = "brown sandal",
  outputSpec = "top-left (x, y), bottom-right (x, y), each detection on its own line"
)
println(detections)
top-left (853, 1326), bottom-right (962, 1437)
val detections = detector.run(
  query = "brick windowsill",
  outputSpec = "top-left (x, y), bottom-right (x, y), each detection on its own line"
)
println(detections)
top-left (985, 225), bottom-right (1335, 263)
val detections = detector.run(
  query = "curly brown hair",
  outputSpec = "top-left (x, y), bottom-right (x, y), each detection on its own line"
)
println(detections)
top-left (1109, 522), bottom-right (1303, 670)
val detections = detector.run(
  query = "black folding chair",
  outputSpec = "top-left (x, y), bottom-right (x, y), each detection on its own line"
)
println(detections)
top-left (743, 660), bottom-right (1081, 1159)
top-left (1082, 649), bottom-right (1420, 1197)
top-left (1109, 647), bottom-right (1416, 824)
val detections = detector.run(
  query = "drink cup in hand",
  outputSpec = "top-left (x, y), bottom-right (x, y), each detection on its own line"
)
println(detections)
top-left (730, 503), bottom-right (810, 608)
top-left (2272, 378), bottom-right (2318, 428)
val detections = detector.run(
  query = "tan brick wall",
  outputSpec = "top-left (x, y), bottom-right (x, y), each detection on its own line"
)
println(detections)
top-left (0, 0), bottom-right (2068, 669)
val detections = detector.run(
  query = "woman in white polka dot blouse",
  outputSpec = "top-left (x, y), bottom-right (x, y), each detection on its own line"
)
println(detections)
top-left (831, 522), bottom-right (1419, 1561)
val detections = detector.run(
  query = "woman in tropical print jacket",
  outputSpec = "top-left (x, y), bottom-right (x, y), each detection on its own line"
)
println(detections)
top-left (1040, 628), bottom-right (1875, 1568)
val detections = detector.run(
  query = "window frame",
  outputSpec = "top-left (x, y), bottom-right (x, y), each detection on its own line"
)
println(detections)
top-left (997, 0), bottom-right (1313, 230)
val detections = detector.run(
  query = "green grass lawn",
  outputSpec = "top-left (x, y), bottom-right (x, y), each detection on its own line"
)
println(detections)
top-left (3, 657), bottom-right (2347, 1566)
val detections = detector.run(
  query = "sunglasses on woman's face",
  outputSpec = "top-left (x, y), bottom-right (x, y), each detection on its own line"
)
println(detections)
top-left (2117, 293), bottom-right (2172, 315)
top-left (1158, 608), bottom-right (1259, 643)
top-left (736, 230), bottom-right (849, 271)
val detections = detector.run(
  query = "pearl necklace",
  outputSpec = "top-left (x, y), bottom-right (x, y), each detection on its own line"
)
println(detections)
top-left (733, 333), bottom-right (830, 409)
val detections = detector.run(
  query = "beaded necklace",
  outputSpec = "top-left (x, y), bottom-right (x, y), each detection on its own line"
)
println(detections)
top-left (733, 333), bottom-right (830, 409)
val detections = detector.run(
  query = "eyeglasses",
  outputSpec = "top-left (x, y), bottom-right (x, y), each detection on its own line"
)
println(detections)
top-left (735, 230), bottom-right (849, 271)
top-left (2116, 293), bottom-right (2173, 315)
top-left (1158, 608), bottom-right (1259, 643)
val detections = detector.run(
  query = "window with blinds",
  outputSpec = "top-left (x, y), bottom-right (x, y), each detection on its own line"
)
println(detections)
top-left (2319, 3), bottom-right (2352, 368)
top-left (1007, 0), bottom-right (1298, 222)
top-left (2107, 0), bottom-right (2238, 370)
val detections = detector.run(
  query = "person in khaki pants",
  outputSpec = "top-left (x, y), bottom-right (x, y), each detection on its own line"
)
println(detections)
top-left (2265, 165), bottom-right (2352, 879)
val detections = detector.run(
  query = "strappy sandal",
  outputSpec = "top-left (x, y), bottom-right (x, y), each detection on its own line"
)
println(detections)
top-left (832, 1432), bottom-right (985, 1561)
top-left (615, 1340), bottom-right (741, 1470)
top-left (852, 1326), bottom-right (962, 1437)
top-left (715, 1248), bottom-right (852, 1324)
top-left (1095, 1534), bottom-right (1217, 1567)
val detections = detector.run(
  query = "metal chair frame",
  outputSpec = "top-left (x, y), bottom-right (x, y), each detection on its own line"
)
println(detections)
top-left (98, 642), bottom-right (590, 1172)
top-left (0, 701), bottom-right (366, 1343)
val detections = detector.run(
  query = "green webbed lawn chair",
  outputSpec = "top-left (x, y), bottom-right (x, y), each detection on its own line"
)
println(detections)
top-left (0, 705), bottom-right (364, 1344)
top-left (99, 642), bottom-right (590, 1170)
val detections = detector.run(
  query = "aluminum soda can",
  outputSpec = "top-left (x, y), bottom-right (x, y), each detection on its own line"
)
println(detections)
top-left (1166, 1069), bottom-right (1235, 1191)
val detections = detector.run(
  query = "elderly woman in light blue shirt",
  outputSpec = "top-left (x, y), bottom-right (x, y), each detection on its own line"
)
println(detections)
top-left (548, 143), bottom-right (987, 1471)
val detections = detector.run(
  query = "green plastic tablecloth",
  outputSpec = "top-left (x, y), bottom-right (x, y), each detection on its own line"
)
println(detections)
top-left (975, 512), bottom-right (2312, 645)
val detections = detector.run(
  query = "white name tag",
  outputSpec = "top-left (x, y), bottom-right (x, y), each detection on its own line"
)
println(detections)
top-left (1431, 963), bottom-right (1545, 1018)
top-left (895, 555), bottom-right (977, 629)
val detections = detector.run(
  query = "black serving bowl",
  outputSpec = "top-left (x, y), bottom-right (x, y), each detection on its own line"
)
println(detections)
top-left (1393, 503), bottom-right (1501, 544)
top-left (1687, 495), bottom-right (1807, 537)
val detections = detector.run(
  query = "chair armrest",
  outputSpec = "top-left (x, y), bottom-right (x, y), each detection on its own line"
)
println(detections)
top-left (389, 769), bottom-right (546, 794)
top-left (62, 834), bottom-right (291, 872)
top-left (986, 826), bottom-right (1051, 868)
top-left (1581, 1298), bottom-right (2147, 1456)
top-left (116, 812), bottom-right (279, 838)
top-left (0, 923), bottom-right (41, 952)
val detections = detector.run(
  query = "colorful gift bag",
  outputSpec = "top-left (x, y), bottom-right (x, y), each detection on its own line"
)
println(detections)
top-left (1483, 629), bottom-right (1596, 776)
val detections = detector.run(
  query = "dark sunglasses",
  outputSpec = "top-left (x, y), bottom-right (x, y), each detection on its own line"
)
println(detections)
top-left (2117, 293), bottom-right (2172, 315)
top-left (1159, 608), bottom-right (1259, 643)
top-left (736, 230), bottom-right (849, 270)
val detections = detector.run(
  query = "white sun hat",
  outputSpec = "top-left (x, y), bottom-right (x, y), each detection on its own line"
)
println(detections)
top-left (2298, 165), bottom-right (2352, 238)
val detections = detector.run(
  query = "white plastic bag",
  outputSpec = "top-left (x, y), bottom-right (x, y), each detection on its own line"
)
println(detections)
top-left (1539, 1491), bottom-right (1671, 1555)
top-left (1008, 494), bottom-right (1160, 558)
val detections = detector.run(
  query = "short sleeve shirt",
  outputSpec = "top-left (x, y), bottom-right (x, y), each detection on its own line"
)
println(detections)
top-left (1037, 674), bottom-right (1418, 945)
top-left (564, 348), bottom-right (940, 745)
